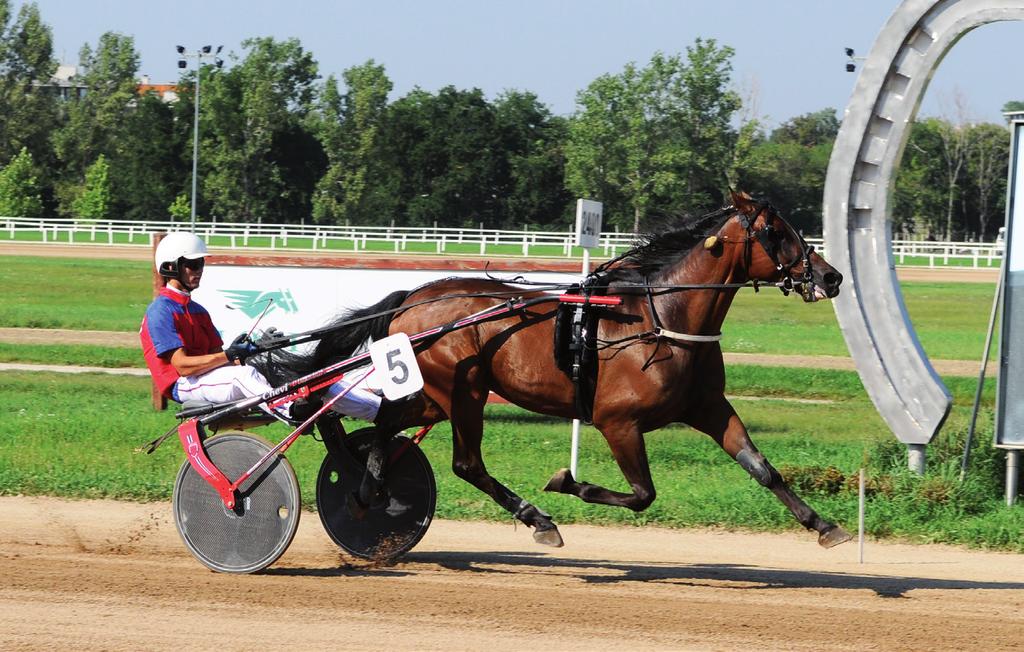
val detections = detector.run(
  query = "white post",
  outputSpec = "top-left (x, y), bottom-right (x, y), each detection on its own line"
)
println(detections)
top-left (570, 247), bottom-right (594, 478)
top-left (569, 198), bottom-right (603, 479)
top-left (858, 467), bottom-right (866, 563)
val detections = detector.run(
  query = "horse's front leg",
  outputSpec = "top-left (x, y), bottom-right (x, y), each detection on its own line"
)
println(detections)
top-left (543, 420), bottom-right (656, 512)
top-left (682, 393), bottom-right (851, 548)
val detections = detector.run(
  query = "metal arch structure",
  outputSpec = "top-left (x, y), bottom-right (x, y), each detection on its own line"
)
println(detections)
top-left (823, 0), bottom-right (1024, 462)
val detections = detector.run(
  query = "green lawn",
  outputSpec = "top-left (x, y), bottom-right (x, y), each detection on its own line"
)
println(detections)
top-left (0, 255), bottom-right (1000, 362)
top-left (0, 369), bottom-right (1017, 551)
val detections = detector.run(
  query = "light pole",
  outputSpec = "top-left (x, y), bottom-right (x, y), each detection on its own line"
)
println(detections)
top-left (177, 45), bottom-right (223, 231)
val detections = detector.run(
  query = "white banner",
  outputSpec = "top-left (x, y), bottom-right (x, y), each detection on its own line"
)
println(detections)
top-left (192, 265), bottom-right (576, 345)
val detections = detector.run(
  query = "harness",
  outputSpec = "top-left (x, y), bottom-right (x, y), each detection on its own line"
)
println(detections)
top-left (734, 204), bottom-right (817, 300)
top-left (554, 275), bottom-right (610, 424)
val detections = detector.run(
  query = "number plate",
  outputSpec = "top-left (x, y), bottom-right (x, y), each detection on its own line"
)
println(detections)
top-left (368, 333), bottom-right (424, 400)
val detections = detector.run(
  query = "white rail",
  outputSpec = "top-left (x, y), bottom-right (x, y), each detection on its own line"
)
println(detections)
top-left (0, 216), bottom-right (1004, 266)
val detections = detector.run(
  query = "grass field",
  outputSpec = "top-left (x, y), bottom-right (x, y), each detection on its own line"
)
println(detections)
top-left (0, 255), bottom-right (1000, 360)
top-left (0, 370), bottom-right (1018, 551)
top-left (1, 253), bottom-right (1018, 552)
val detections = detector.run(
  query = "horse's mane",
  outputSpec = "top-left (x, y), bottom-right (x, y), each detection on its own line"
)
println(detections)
top-left (595, 205), bottom-right (737, 283)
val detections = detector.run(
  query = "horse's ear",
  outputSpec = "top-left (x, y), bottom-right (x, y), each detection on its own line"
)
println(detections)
top-left (730, 189), bottom-right (755, 214)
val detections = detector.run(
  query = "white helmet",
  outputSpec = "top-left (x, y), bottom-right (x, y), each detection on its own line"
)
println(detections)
top-left (155, 232), bottom-right (208, 278)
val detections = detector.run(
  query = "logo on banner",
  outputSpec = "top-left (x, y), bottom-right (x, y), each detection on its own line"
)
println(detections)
top-left (219, 289), bottom-right (298, 317)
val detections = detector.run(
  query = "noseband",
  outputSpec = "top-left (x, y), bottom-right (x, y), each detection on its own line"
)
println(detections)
top-left (735, 204), bottom-right (816, 300)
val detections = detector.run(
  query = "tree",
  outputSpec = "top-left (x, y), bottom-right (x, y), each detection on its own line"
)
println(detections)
top-left (168, 193), bottom-right (191, 221)
top-left (934, 92), bottom-right (973, 240)
top-left (202, 37), bottom-right (322, 223)
top-left (493, 90), bottom-right (571, 228)
top-left (734, 108), bottom-right (839, 234)
top-left (111, 92), bottom-right (184, 221)
top-left (381, 86), bottom-right (507, 227)
top-left (72, 154), bottom-right (111, 220)
top-left (964, 122), bottom-right (1008, 240)
top-left (51, 31), bottom-right (140, 216)
top-left (770, 108), bottom-right (839, 147)
top-left (0, 146), bottom-right (42, 216)
top-left (311, 61), bottom-right (394, 224)
top-left (1002, 100), bottom-right (1024, 114)
top-left (893, 119), bottom-right (947, 238)
top-left (566, 42), bottom-right (740, 232)
top-left (0, 1), bottom-right (58, 211)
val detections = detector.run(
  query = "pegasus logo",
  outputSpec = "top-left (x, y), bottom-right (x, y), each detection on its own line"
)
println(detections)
top-left (219, 289), bottom-right (298, 318)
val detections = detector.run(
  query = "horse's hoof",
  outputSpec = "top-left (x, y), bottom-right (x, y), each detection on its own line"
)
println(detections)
top-left (533, 525), bottom-right (564, 547)
top-left (818, 524), bottom-right (852, 548)
top-left (543, 468), bottom-right (574, 493)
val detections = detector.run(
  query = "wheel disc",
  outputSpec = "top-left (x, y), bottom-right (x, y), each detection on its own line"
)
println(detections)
top-left (173, 432), bottom-right (301, 574)
top-left (316, 430), bottom-right (435, 561)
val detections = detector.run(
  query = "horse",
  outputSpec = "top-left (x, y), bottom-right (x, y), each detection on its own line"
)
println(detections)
top-left (261, 191), bottom-right (851, 549)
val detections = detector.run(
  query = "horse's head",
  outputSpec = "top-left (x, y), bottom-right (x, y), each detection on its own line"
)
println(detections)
top-left (718, 191), bottom-right (842, 301)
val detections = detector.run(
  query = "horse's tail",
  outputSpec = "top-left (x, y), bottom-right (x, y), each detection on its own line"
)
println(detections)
top-left (312, 289), bottom-right (409, 363)
top-left (254, 289), bottom-right (410, 385)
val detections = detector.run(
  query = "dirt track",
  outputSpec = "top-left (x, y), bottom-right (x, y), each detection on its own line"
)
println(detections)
top-left (0, 495), bottom-right (1020, 651)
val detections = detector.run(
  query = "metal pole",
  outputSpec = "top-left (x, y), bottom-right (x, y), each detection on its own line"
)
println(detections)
top-left (907, 443), bottom-right (926, 475)
top-left (190, 63), bottom-right (201, 232)
top-left (961, 258), bottom-right (1004, 481)
top-left (1007, 450), bottom-right (1020, 507)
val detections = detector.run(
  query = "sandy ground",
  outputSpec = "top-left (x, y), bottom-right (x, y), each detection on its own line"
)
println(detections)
top-left (0, 495), bottom-right (1020, 651)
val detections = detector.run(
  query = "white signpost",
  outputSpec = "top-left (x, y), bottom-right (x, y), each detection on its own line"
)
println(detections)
top-left (570, 199), bottom-right (603, 478)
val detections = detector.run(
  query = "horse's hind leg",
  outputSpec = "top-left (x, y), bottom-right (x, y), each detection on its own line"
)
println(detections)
top-left (683, 394), bottom-right (851, 548)
top-left (448, 396), bottom-right (564, 547)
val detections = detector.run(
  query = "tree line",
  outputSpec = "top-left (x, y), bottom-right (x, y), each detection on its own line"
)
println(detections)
top-left (0, 1), bottom-right (1012, 239)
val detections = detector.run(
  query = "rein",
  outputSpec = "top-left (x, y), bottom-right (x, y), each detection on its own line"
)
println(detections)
top-left (256, 202), bottom-right (814, 354)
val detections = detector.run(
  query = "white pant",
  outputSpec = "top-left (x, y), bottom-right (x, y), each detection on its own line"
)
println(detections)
top-left (174, 364), bottom-right (382, 422)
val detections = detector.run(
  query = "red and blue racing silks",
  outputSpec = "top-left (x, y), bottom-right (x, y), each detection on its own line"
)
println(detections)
top-left (140, 287), bottom-right (223, 399)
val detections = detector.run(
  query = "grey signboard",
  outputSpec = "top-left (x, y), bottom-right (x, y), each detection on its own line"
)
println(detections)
top-left (996, 121), bottom-right (1024, 450)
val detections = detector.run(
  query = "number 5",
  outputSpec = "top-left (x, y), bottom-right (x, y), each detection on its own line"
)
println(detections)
top-left (369, 333), bottom-right (424, 400)
top-left (386, 348), bottom-right (409, 384)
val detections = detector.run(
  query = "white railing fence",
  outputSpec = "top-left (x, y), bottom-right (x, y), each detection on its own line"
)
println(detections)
top-left (0, 216), bottom-right (1005, 267)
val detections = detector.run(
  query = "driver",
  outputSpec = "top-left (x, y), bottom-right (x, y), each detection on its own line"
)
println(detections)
top-left (139, 232), bottom-right (381, 422)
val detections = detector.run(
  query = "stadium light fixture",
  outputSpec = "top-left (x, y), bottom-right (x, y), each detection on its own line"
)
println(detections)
top-left (176, 45), bottom-right (225, 231)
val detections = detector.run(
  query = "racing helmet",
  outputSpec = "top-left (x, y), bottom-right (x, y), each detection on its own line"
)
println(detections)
top-left (155, 232), bottom-right (208, 278)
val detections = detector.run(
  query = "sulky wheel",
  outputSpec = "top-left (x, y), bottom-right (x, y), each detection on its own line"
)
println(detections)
top-left (316, 428), bottom-right (436, 561)
top-left (172, 432), bottom-right (301, 574)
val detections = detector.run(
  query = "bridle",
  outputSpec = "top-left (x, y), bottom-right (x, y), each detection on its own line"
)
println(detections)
top-left (732, 203), bottom-right (817, 301)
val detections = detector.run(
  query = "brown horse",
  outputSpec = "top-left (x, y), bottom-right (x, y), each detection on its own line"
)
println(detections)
top-left (266, 192), bottom-right (850, 549)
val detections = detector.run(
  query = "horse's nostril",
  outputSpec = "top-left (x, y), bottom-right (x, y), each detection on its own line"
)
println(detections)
top-left (824, 272), bottom-right (842, 288)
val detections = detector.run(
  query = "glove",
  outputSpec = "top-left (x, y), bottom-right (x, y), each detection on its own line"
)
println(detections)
top-left (257, 326), bottom-right (289, 350)
top-left (225, 333), bottom-right (258, 363)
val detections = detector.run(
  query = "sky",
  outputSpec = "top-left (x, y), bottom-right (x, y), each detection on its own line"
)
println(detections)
top-left (20, 0), bottom-right (1024, 127)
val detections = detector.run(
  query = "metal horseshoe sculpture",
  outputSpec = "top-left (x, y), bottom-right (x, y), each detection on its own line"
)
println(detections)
top-left (823, 0), bottom-right (1024, 463)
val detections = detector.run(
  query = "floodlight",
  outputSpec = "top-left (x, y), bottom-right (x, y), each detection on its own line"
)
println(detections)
top-left (178, 60), bottom-right (186, 69)
top-left (215, 58), bottom-right (224, 68)
top-left (846, 63), bottom-right (856, 73)
top-left (202, 45), bottom-right (211, 53)
top-left (176, 45), bottom-right (184, 54)
top-left (845, 47), bottom-right (855, 57)
top-left (216, 45), bottom-right (223, 54)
